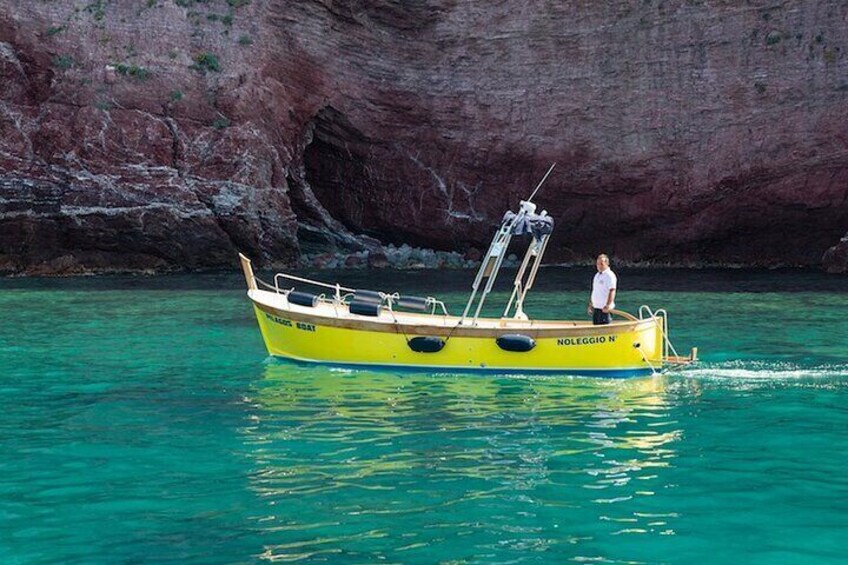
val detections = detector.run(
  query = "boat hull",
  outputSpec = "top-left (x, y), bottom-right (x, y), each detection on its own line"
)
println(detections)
top-left (249, 295), bottom-right (664, 377)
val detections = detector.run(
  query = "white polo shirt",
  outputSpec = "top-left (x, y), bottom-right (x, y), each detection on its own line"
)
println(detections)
top-left (591, 268), bottom-right (617, 309)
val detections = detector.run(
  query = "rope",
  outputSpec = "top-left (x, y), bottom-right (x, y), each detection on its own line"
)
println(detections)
top-left (386, 306), bottom-right (412, 345)
top-left (442, 319), bottom-right (463, 346)
top-left (389, 306), bottom-right (463, 349)
top-left (634, 343), bottom-right (661, 376)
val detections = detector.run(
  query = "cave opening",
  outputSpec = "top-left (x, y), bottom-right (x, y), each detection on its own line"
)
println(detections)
top-left (297, 106), bottom-right (382, 252)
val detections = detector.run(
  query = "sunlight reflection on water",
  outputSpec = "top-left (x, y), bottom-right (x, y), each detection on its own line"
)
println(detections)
top-left (241, 365), bottom-right (687, 562)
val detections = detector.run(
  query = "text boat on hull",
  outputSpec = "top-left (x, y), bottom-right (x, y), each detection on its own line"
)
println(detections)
top-left (240, 176), bottom-right (696, 377)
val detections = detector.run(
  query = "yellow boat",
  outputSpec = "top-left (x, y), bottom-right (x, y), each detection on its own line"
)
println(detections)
top-left (240, 168), bottom-right (696, 377)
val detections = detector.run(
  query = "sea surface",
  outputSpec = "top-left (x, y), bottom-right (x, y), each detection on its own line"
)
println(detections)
top-left (1, 268), bottom-right (847, 564)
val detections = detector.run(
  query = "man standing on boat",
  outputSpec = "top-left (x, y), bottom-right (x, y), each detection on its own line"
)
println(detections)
top-left (588, 254), bottom-right (617, 325)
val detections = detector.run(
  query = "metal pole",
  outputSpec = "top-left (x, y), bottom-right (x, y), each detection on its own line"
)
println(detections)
top-left (527, 163), bottom-right (556, 203)
top-left (460, 223), bottom-right (504, 322)
top-left (471, 232), bottom-right (513, 325)
top-left (503, 240), bottom-right (535, 318)
top-left (460, 213), bottom-right (522, 323)
top-left (516, 234), bottom-right (550, 314)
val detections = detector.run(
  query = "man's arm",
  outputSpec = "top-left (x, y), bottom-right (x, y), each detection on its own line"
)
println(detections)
top-left (602, 288), bottom-right (616, 313)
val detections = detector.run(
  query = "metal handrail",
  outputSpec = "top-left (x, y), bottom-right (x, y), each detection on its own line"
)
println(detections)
top-left (639, 305), bottom-right (664, 359)
top-left (639, 305), bottom-right (682, 361)
top-left (274, 272), bottom-right (356, 294)
top-left (258, 271), bottom-right (449, 316)
top-left (431, 299), bottom-right (450, 316)
top-left (383, 293), bottom-right (449, 316)
top-left (255, 275), bottom-right (283, 293)
top-left (655, 308), bottom-right (682, 360)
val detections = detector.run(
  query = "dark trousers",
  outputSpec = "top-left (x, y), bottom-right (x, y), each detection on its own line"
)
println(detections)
top-left (593, 308), bottom-right (612, 325)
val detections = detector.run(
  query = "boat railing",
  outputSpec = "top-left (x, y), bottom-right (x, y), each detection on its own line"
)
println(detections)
top-left (381, 294), bottom-right (449, 316)
top-left (638, 305), bottom-right (682, 363)
top-left (342, 290), bottom-right (448, 316)
top-left (384, 295), bottom-right (450, 317)
top-left (257, 271), bottom-right (449, 316)
top-left (254, 276), bottom-right (280, 293)
top-left (274, 273), bottom-right (355, 301)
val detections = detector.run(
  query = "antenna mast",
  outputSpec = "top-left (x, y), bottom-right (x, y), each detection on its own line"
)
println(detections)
top-left (527, 163), bottom-right (556, 203)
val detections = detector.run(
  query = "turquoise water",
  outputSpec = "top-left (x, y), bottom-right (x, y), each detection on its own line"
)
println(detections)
top-left (1, 268), bottom-right (847, 563)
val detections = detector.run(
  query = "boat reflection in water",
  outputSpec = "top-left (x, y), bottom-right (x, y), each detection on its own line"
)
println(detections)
top-left (242, 364), bottom-right (697, 562)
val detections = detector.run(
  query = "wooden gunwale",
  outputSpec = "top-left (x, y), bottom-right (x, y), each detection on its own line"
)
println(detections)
top-left (251, 295), bottom-right (657, 339)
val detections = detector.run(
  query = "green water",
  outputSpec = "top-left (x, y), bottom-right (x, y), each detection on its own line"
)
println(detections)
top-left (1, 269), bottom-right (846, 563)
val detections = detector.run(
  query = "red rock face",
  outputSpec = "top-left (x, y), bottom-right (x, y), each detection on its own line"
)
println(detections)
top-left (1, 0), bottom-right (847, 274)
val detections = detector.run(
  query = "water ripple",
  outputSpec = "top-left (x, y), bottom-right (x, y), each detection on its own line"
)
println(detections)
top-left (2, 280), bottom-right (847, 563)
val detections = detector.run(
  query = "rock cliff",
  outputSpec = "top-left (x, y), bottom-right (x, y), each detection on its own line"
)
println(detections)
top-left (1, 0), bottom-right (847, 274)
top-left (823, 233), bottom-right (848, 273)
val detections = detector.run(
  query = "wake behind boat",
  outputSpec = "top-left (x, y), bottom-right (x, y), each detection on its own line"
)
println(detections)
top-left (240, 167), bottom-right (696, 377)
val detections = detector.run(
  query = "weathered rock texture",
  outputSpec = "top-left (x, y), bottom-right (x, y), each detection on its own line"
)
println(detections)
top-left (1, 0), bottom-right (847, 274)
top-left (823, 233), bottom-right (848, 273)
